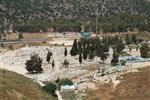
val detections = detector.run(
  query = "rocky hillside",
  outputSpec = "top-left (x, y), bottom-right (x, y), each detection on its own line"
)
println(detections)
top-left (0, 0), bottom-right (150, 32)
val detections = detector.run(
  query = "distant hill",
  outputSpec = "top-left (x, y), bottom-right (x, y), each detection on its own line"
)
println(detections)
top-left (0, 70), bottom-right (57, 100)
top-left (0, 0), bottom-right (150, 33)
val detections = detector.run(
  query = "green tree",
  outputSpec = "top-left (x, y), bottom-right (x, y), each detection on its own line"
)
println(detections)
top-left (70, 39), bottom-right (78, 56)
top-left (131, 34), bottom-right (137, 44)
top-left (140, 43), bottom-right (150, 58)
top-left (52, 60), bottom-right (55, 70)
top-left (116, 38), bottom-right (125, 53)
top-left (79, 53), bottom-right (82, 64)
top-left (83, 47), bottom-right (88, 60)
top-left (125, 34), bottom-right (131, 45)
top-left (100, 52), bottom-right (107, 61)
top-left (111, 50), bottom-right (119, 66)
top-left (25, 54), bottom-right (43, 73)
top-left (64, 47), bottom-right (68, 57)
top-left (89, 51), bottom-right (94, 60)
top-left (63, 59), bottom-right (69, 68)
top-left (42, 83), bottom-right (57, 95)
top-left (46, 51), bottom-right (53, 63)
top-left (18, 33), bottom-right (23, 40)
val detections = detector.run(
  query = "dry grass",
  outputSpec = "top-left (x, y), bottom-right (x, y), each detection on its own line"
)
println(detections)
top-left (85, 67), bottom-right (150, 100)
top-left (0, 70), bottom-right (57, 100)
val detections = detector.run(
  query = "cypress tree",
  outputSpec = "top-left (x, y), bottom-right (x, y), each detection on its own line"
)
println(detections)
top-left (64, 47), bottom-right (68, 57)
top-left (125, 34), bottom-right (130, 45)
top-left (52, 60), bottom-right (55, 70)
top-left (83, 47), bottom-right (88, 60)
top-left (70, 39), bottom-right (78, 56)
top-left (111, 50), bottom-right (119, 66)
top-left (89, 51), bottom-right (94, 60)
top-left (46, 51), bottom-right (53, 63)
top-left (79, 53), bottom-right (82, 64)
top-left (131, 34), bottom-right (137, 44)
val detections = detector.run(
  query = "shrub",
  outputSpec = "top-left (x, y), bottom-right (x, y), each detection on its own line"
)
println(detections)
top-left (42, 83), bottom-right (57, 95)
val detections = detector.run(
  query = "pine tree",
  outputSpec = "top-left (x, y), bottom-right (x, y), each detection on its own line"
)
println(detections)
top-left (79, 53), bottom-right (82, 64)
top-left (131, 34), bottom-right (137, 44)
top-left (70, 39), bottom-right (78, 56)
top-left (78, 41), bottom-right (83, 54)
top-left (89, 51), bottom-right (94, 60)
top-left (83, 47), bottom-right (88, 60)
top-left (100, 52), bottom-right (107, 61)
top-left (64, 47), bottom-right (68, 57)
top-left (125, 34), bottom-right (130, 45)
top-left (116, 38), bottom-right (125, 53)
top-left (18, 33), bottom-right (23, 40)
top-left (46, 51), bottom-right (53, 63)
top-left (111, 50), bottom-right (119, 66)
top-left (52, 60), bottom-right (55, 70)
top-left (140, 43), bottom-right (150, 58)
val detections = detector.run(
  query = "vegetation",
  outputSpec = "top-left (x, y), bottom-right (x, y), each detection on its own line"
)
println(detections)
top-left (18, 33), bottom-right (23, 40)
top-left (64, 47), bottom-right (68, 57)
top-left (111, 50), bottom-right (119, 66)
top-left (25, 54), bottom-right (43, 74)
top-left (63, 59), bottom-right (69, 68)
top-left (42, 83), bottom-right (57, 96)
top-left (0, 0), bottom-right (150, 33)
top-left (46, 50), bottom-right (53, 63)
top-left (52, 60), bottom-right (55, 70)
top-left (0, 70), bottom-right (57, 100)
top-left (140, 43), bottom-right (150, 58)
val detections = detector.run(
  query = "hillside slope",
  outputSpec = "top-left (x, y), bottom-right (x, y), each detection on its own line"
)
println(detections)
top-left (85, 67), bottom-right (150, 100)
top-left (0, 0), bottom-right (150, 32)
top-left (0, 70), bottom-right (57, 100)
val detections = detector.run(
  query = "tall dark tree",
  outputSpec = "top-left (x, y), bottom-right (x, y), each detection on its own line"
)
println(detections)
top-left (64, 47), bottom-right (68, 57)
top-left (89, 51), bottom-right (94, 60)
top-left (46, 51), bottom-right (53, 63)
top-left (70, 39), bottom-right (78, 56)
top-left (52, 60), bottom-right (55, 70)
top-left (100, 52), bottom-right (107, 61)
top-left (131, 34), bottom-right (137, 44)
top-left (79, 53), bottom-right (82, 64)
top-left (140, 43), bottom-right (150, 58)
top-left (116, 38), bottom-right (125, 53)
top-left (111, 50), bottom-right (119, 66)
top-left (125, 34), bottom-right (130, 45)
top-left (78, 41), bottom-right (83, 54)
top-left (83, 47), bottom-right (88, 60)
top-left (18, 33), bottom-right (23, 40)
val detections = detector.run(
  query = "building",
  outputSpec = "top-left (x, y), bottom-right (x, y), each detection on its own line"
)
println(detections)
top-left (60, 84), bottom-right (76, 92)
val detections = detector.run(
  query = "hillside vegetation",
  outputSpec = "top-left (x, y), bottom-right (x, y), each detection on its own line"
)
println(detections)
top-left (0, 70), bottom-right (57, 100)
top-left (0, 0), bottom-right (150, 32)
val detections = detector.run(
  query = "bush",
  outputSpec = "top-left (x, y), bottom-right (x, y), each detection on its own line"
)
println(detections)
top-left (25, 54), bottom-right (43, 73)
top-left (42, 83), bottom-right (57, 95)
top-left (63, 59), bottom-right (69, 68)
